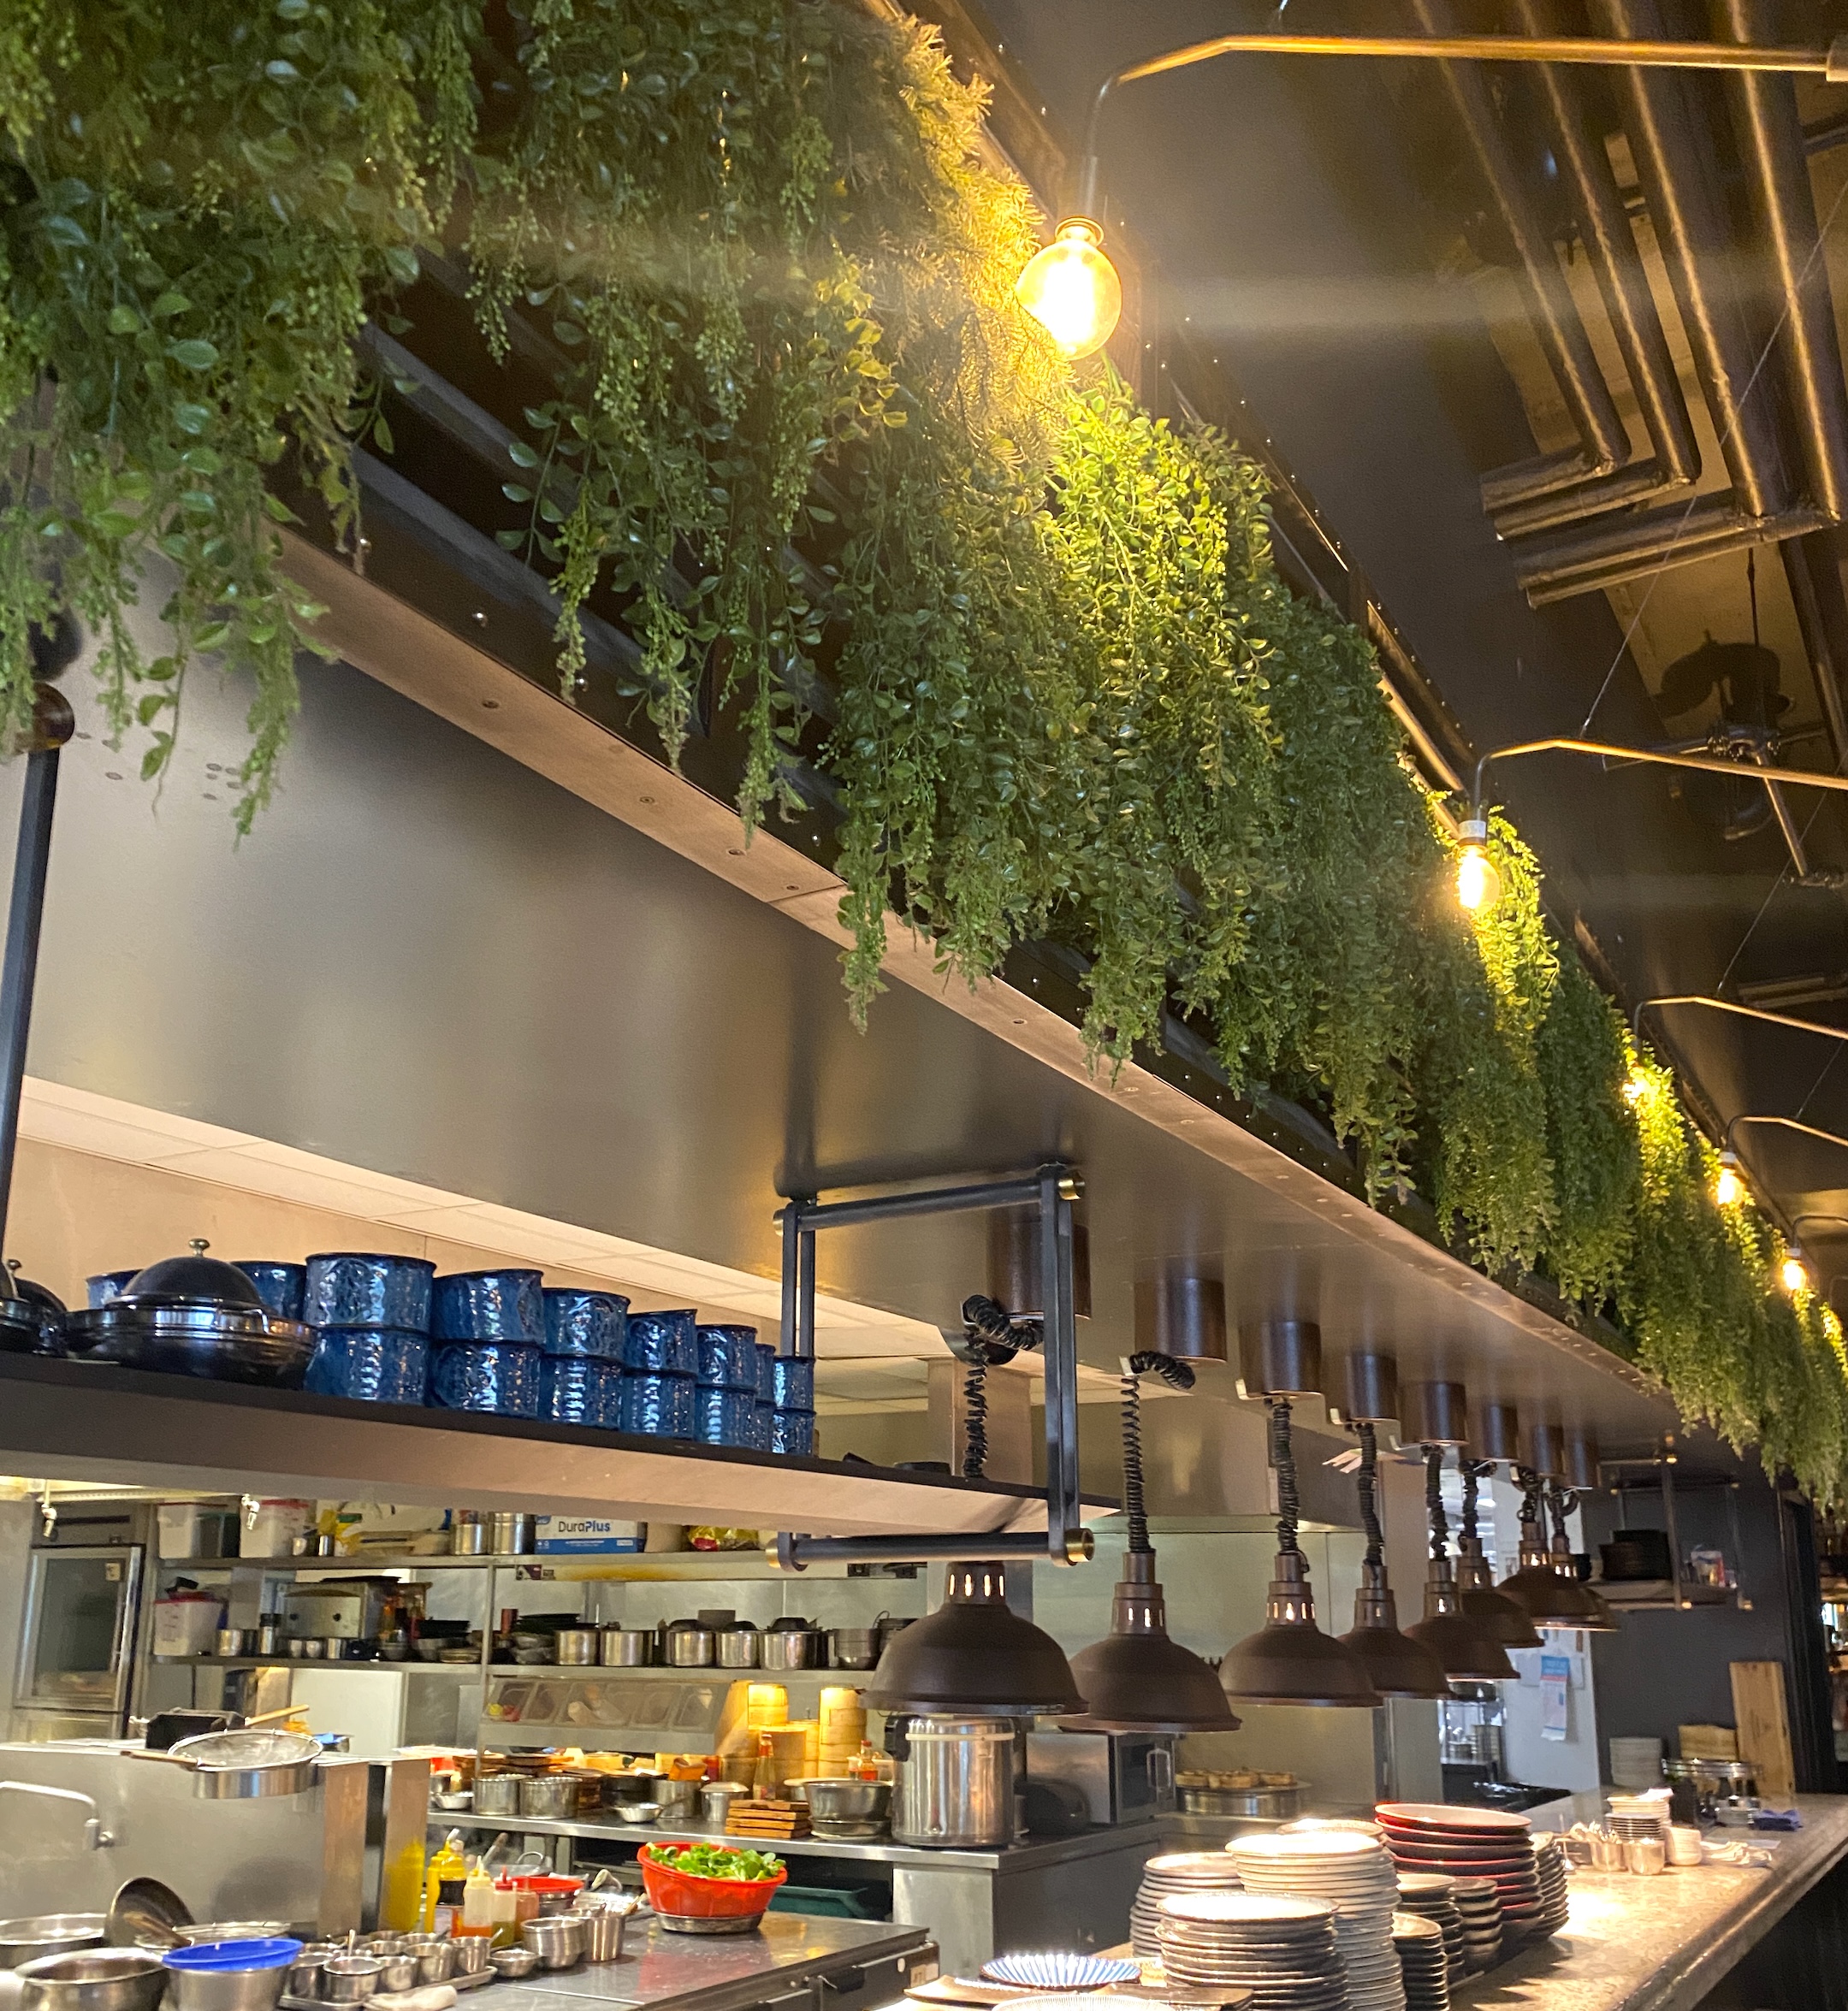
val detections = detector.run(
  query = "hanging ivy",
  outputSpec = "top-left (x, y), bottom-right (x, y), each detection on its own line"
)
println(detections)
top-left (5, 0), bottom-right (1848, 1498)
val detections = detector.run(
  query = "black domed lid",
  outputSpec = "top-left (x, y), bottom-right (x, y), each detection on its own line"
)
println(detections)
top-left (122, 1239), bottom-right (264, 1309)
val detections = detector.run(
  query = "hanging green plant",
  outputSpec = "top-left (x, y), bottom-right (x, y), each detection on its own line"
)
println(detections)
top-left (1536, 955), bottom-right (1639, 1306)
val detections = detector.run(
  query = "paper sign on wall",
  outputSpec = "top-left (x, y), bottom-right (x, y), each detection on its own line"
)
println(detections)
top-left (1539, 1653), bottom-right (1570, 1741)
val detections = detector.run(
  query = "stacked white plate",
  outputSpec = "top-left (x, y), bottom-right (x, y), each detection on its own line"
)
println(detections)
top-left (1606, 1794), bottom-right (1671, 1845)
top-left (1608, 1736), bottom-right (1663, 1791)
top-left (1132, 1849), bottom-right (1245, 1958)
top-left (1390, 1913), bottom-right (1448, 2011)
top-left (1156, 1890), bottom-right (1343, 2011)
top-left (1228, 1830), bottom-right (1407, 2011)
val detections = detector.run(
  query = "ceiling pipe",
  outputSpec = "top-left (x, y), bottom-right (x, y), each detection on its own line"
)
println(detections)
top-left (1516, 494), bottom-right (1827, 602)
top-left (1781, 535), bottom-right (1848, 772)
top-left (1493, 0), bottom-right (1701, 536)
top-left (1404, 0), bottom-right (1628, 512)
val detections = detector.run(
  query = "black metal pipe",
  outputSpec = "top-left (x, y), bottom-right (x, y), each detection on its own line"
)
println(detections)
top-left (1590, 0), bottom-right (1791, 523)
top-left (0, 687), bottom-right (74, 1253)
top-left (1717, 0), bottom-right (1848, 526)
top-left (1407, 0), bottom-right (1629, 507)
top-left (777, 1170), bottom-right (1061, 1233)
top-left (772, 1529), bottom-right (1096, 1570)
top-left (1780, 534), bottom-right (1848, 769)
top-left (1494, 0), bottom-right (1701, 537)
top-left (1517, 496), bottom-right (1826, 600)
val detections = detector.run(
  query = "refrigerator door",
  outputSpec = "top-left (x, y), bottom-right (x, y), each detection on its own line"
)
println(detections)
top-left (13, 1544), bottom-right (144, 1727)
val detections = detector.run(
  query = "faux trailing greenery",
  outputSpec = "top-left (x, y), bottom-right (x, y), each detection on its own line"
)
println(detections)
top-left (6, 0), bottom-right (1848, 1495)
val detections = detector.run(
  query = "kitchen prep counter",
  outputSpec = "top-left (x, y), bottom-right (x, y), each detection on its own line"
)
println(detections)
top-left (1460, 1793), bottom-right (1848, 2011)
top-left (479, 1913), bottom-right (932, 2011)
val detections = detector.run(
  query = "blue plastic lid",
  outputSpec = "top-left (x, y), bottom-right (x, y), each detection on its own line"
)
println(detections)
top-left (163, 1940), bottom-right (303, 1972)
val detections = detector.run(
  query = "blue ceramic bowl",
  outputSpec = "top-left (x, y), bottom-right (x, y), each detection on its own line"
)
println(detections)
top-left (625, 1308), bottom-right (698, 1376)
top-left (696, 1323), bottom-right (761, 1393)
top-left (542, 1287), bottom-right (628, 1360)
top-left (305, 1328), bottom-right (429, 1405)
top-left (772, 1409), bottom-right (816, 1458)
top-left (772, 1357), bottom-right (814, 1412)
top-left (233, 1262), bottom-right (307, 1322)
top-left (593, 1362), bottom-right (627, 1430)
top-left (539, 1356), bottom-right (605, 1426)
top-left (749, 1400), bottom-right (773, 1452)
top-left (696, 1385), bottom-right (755, 1448)
top-left (304, 1253), bottom-right (435, 1333)
top-left (754, 1342), bottom-right (777, 1404)
top-left (429, 1341), bottom-right (542, 1417)
top-left (621, 1371), bottom-right (696, 1438)
top-left (433, 1269), bottom-right (544, 1344)
top-left (86, 1269), bottom-right (141, 1309)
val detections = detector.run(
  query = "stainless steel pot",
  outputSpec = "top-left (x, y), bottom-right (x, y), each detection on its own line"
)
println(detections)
top-left (570, 1907), bottom-right (625, 1963)
top-left (518, 1773), bottom-right (581, 1819)
top-left (16, 1949), bottom-right (166, 2011)
top-left (554, 1630), bottom-right (600, 1665)
top-left (699, 1782), bottom-right (749, 1826)
top-left (600, 1628), bottom-right (652, 1666)
top-left (653, 1777), bottom-right (700, 1819)
top-left (890, 1716), bottom-right (1016, 1848)
top-left (761, 1624), bottom-right (820, 1671)
top-left (489, 1512), bottom-right (535, 1554)
top-left (449, 1940), bottom-right (492, 1978)
top-left (472, 1772), bottom-right (523, 1817)
top-left (826, 1628), bottom-right (880, 1670)
top-left (281, 1949), bottom-right (333, 1998)
top-left (318, 1955), bottom-right (386, 2004)
top-left (403, 1937), bottom-right (453, 1986)
top-left (804, 1777), bottom-right (891, 1838)
top-left (715, 1625), bottom-right (760, 1668)
top-left (520, 1917), bottom-right (586, 1971)
top-left (374, 1955), bottom-right (418, 1992)
top-left (0, 1919), bottom-right (106, 1970)
top-left (449, 1516), bottom-right (489, 1557)
top-left (663, 1625), bottom-right (714, 1667)
top-left (252, 1625), bottom-right (283, 1657)
top-left (168, 1729), bottom-right (320, 1801)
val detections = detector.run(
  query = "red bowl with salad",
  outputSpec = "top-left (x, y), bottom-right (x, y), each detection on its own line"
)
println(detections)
top-left (638, 1843), bottom-right (788, 1923)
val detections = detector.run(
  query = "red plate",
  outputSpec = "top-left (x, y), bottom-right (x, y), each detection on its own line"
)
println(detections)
top-left (1377, 1804), bottom-right (1532, 1834)
top-left (1383, 1840), bottom-right (1538, 1865)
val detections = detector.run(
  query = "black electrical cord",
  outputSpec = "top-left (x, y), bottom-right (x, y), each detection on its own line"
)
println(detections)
top-left (1355, 1419), bottom-right (1384, 1569)
top-left (1424, 1443), bottom-right (1449, 1561)
top-left (1270, 1399), bottom-right (1302, 1557)
top-left (1515, 1463), bottom-right (1545, 1540)
top-left (957, 1292), bottom-right (1043, 1480)
top-left (961, 1292), bottom-right (1042, 1356)
top-left (1460, 1456), bottom-right (1494, 1546)
top-left (961, 1358), bottom-right (988, 1480)
top-left (1119, 1351), bottom-right (1194, 1556)
top-left (1547, 1480), bottom-right (1575, 1547)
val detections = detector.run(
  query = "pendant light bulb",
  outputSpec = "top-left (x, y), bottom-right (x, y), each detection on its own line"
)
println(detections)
top-left (1455, 817), bottom-right (1502, 913)
top-left (864, 1558), bottom-right (1084, 1716)
top-left (1713, 1151), bottom-right (1743, 1208)
top-left (1781, 1249), bottom-right (1809, 1293)
top-left (1016, 218), bottom-right (1122, 359)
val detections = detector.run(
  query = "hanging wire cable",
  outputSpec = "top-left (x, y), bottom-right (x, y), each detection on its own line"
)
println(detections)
top-left (961, 1358), bottom-right (988, 1480)
top-left (1424, 1443), bottom-right (1450, 1561)
top-left (957, 1292), bottom-right (1045, 1480)
top-left (1547, 1480), bottom-right (1575, 1547)
top-left (1515, 1463), bottom-right (1545, 1538)
top-left (1355, 1418), bottom-right (1385, 1568)
top-left (1460, 1456), bottom-right (1494, 1545)
top-left (1270, 1398), bottom-right (1302, 1557)
top-left (1118, 1350), bottom-right (1195, 1556)
top-left (961, 1293), bottom-right (1041, 1355)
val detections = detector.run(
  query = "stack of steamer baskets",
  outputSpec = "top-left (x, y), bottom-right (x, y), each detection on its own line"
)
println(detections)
top-left (1375, 1805), bottom-right (1567, 1962)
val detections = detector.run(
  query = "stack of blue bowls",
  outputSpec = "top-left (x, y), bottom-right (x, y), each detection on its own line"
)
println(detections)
top-left (300, 1254), bottom-right (436, 1403)
top-left (750, 1342), bottom-right (777, 1451)
top-left (429, 1269), bottom-right (544, 1417)
top-left (540, 1287), bottom-right (629, 1427)
top-left (772, 1356), bottom-right (816, 1456)
top-left (622, 1309), bottom-right (697, 1437)
top-left (695, 1324), bottom-right (760, 1446)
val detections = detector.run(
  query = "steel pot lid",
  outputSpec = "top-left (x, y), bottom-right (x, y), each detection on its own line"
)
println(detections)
top-left (120, 1239), bottom-right (265, 1308)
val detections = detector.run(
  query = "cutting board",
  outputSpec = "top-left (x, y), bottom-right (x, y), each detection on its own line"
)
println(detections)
top-left (1730, 1659), bottom-right (1796, 1803)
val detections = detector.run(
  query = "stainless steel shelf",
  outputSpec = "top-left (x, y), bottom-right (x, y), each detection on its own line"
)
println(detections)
top-left (0, 1355), bottom-right (1058, 1535)
top-left (155, 1553), bottom-right (523, 1574)
top-left (153, 1654), bottom-right (482, 1673)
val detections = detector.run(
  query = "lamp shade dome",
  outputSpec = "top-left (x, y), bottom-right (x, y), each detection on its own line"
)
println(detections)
top-left (864, 1560), bottom-right (1084, 1716)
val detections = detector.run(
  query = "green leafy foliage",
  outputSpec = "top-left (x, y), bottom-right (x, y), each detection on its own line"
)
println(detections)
top-left (4, 0), bottom-right (1845, 1495)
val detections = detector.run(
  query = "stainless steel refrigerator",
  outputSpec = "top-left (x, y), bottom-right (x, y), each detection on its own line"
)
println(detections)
top-left (10, 1541), bottom-right (145, 1741)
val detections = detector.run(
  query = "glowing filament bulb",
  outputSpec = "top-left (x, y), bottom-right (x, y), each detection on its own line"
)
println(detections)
top-left (1016, 220), bottom-right (1122, 360)
top-left (1454, 817), bottom-right (1502, 913)
top-left (1714, 1154), bottom-right (1742, 1207)
top-left (1781, 1252), bottom-right (1809, 1293)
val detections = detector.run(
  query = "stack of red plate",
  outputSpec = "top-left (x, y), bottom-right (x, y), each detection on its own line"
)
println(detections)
top-left (1373, 1806), bottom-right (1542, 1943)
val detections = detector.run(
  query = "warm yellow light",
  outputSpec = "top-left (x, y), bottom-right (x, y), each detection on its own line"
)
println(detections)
top-left (1454, 817), bottom-right (1502, 913)
top-left (1622, 1068), bottom-right (1650, 1106)
top-left (1781, 1253), bottom-right (1809, 1293)
top-left (1714, 1166), bottom-right (1742, 1207)
top-left (1016, 219), bottom-right (1122, 360)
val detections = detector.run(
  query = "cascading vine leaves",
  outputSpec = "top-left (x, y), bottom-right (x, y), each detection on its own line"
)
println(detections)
top-left (4, 0), bottom-right (1848, 1498)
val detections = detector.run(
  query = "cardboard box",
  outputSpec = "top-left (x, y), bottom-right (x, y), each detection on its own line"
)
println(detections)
top-left (533, 1516), bottom-right (644, 1554)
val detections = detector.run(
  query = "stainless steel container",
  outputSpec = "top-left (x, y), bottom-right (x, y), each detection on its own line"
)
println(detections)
top-left (554, 1630), bottom-right (600, 1665)
top-left (449, 1940), bottom-right (492, 1978)
top-left (253, 1624), bottom-right (283, 1657)
top-left (570, 1907), bottom-right (626, 1963)
top-left (699, 1782), bottom-right (749, 1827)
top-left (281, 1948), bottom-right (336, 1998)
top-left (449, 1516), bottom-right (489, 1556)
top-left (375, 1955), bottom-right (418, 1992)
top-left (663, 1625), bottom-right (714, 1667)
top-left (169, 1729), bottom-right (321, 1801)
top-left (16, 1949), bottom-right (167, 2011)
top-left (804, 1777), bottom-right (891, 1838)
top-left (760, 1624), bottom-right (820, 1671)
top-left (472, 1772), bottom-right (523, 1817)
top-left (318, 1956), bottom-right (386, 2004)
top-left (489, 1512), bottom-right (535, 1554)
top-left (0, 1918), bottom-right (107, 1970)
top-left (715, 1625), bottom-right (760, 1668)
top-left (519, 1772), bottom-right (581, 1819)
top-left (520, 1917), bottom-right (586, 1971)
top-left (891, 1717), bottom-right (1017, 1848)
top-left (489, 1949), bottom-right (538, 1979)
top-left (654, 1777), bottom-right (700, 1819)
top-left (214, 1630), bottom-right (248, 1659)
top-left (402, 1937), bottom-right (453, 1986)
top-left (600, 1628), bottom-right (652, 1666)
top-left (826, 1628), bottom-right (879, 1670)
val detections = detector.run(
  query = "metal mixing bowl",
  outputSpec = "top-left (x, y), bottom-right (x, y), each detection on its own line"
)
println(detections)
top-left (16, 1949), bottom-right (167, 2011)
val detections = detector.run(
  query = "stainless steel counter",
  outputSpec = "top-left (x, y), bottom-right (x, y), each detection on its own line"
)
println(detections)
top-left (483, 1914), bottom-right (931, 2011)
top-left (1459, 1794), bottom-right (1848, 2011)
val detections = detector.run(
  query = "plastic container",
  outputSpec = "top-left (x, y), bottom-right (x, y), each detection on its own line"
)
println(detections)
top-left (622, 1372), bottom-right (695, 1438)
top-left (231, 1263), bottom-right (307, 1322)
top-left (303, 1254), bottom-right (435, 1334)
top-left (637, 1847), bottom-right (787, 1924)
top-left (696, 1325), bottom-right (761, 1393)
top-left (153, 1594), bottom-right (227, 1656)
top-left (430, 1343), bottom-right (542, 1418)
top-left (696, 1386), bottom-right (755, 1448)
top-left (240, 1499), bottom-right (313, 1559)
top-left (538, 1357), bottom-right (602, 1426)
top-left (162, 1940), bottom-right (303, 2011)
top-left (772, 1410), bottom-right (816, 1457)
top-left (433, 1269), bottom-right (544, 1344)
top-left (542, 1289), bottom-right (628, 1360)
top-left (305, 1328), bottom-right (429, 1405)
top-left (625, 1309), bottom-right (698, 1376)
top-left (771, 1357), bottom-right (814, 1412)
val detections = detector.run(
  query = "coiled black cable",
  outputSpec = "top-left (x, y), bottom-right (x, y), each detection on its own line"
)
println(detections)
top-left (1355, 1419), bottom-right (1384, 1568)
top-left (1119, 1351), bottom-right (1194, 1555)
top-left (1546, 1480), bottom-right (1575, 1547)
top-left (1270, 1399), bottom-right (1302, 1557)
top-left (962, 1358), bottom-right (988, 1480)
top-left (961, 1293), bottom-right (1041, 1356)
top-left (1514, 1463), bottom-right (1545, 1539)
top-left (1460, 1456), bottom-right (1494, 1546)
top-left (1424, 1443), bottom-right (1449, 1561)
